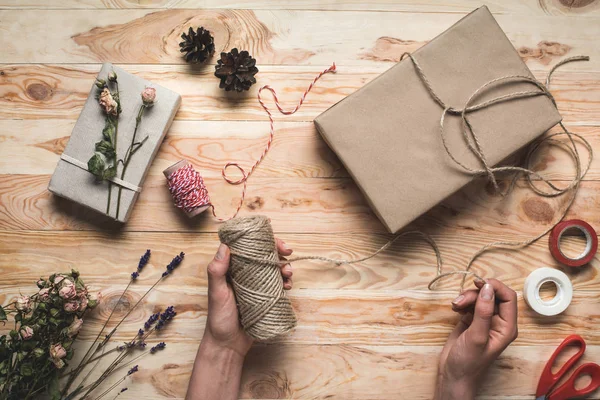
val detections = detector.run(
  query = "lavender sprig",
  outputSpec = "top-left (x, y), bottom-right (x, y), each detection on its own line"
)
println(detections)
top-left (155, 306), bottom-right (176, 330)
top-left (131, 249), bottom-right (151, 280)
top-left (144, 313), bottom-right (159, 330)
top-left (150, 342), bottom-right (166, 354)
top-left (127, 365), bottom-right (139, 375)
top-left (162, 252), bottom-right (185, 277)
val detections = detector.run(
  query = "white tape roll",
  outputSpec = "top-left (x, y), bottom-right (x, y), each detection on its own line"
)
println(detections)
top-left (523, 267), bottom-right (573, 316)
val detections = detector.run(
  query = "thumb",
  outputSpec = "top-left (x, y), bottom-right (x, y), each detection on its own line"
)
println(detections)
top-left (466, 283), bottom-right (495, 348)
top-left (207, 244), bottom-right (230, 295)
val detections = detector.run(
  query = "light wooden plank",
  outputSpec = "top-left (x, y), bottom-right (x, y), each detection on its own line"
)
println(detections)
top-left (1, 172), bottom-right (599, 234)
top-left (0, 0), bottom-right (599, 16)
top-left (0, 120), bottom-right (597, 180)
top-left (2, 230), bottom-right (598, 291)
top-left (0, 64), bottom-right (598, 125)
top-left (0, 10), bottom-right (599, 69)
top-left (0, 120), bottom-right (345, 178)
top-left (2, 285), bottom-right (600, 346)
top-left (41, 342), bottom-right (600, 399)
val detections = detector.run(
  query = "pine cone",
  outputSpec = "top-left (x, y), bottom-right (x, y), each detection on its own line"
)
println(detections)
top-left (179, 27), bottom-right (215, 64)
top-left (214, 48), bottom-right (259, 92)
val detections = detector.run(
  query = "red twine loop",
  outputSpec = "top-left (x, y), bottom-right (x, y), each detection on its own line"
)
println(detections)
top-left (167, 63), bottom-right (337, 221)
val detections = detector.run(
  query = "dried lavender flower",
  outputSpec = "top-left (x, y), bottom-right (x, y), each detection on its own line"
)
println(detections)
top-left (150, 342), bottom-right (166, 354)
top-left (155, 306), bottom-right (176, 331)
top-left (127, 365), bottom-right (139, 375)
top-left (138, 249), bottom-right (151, 271)
top-left (144, 312), bottom-right (160, 330)
top-left (162, 252), bottom-right (185, 277)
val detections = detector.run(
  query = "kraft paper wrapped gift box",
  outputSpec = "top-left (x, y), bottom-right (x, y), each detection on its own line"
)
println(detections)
top-left (49, 63), bottom-right (181, 223)
top-left (314, 6), bottom-right (561, 233)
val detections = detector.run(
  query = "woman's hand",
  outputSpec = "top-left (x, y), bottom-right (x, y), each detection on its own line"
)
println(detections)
top-left (185, 238), bottom-right (293, 400)
top-left (203, 238), bottom-right (293, 356)
top-left (435, 278), bottom-right (518, 400)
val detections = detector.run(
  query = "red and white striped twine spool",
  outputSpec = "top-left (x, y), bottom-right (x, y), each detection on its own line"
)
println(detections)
top-left (166, 63), bottom-right (337, 221)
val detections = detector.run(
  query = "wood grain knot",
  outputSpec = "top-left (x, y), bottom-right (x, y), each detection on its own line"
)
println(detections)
top-left (26, 83), bottom-right (53, 101)
top-left (559, 0), bottom-right (597, 8)
top-left (98, 290), bottom-right (140, 319)
top-left (518, 41), bottom-right (571, 65)
top-left (521, 197), bottom-right (554, 223)
top-left (360, 36), bottom-right (427, 62)
top-left (245, 196), bottom-right (265, 210)
top-left (247, 371), bottom-right (292, 398)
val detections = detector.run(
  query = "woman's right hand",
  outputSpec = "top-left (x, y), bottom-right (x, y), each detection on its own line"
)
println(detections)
top-left (435, 278), bottom-right (519, 400)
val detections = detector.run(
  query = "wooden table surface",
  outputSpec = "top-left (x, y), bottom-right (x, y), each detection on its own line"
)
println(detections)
top-left (1, 0), bottom-right (600, 398)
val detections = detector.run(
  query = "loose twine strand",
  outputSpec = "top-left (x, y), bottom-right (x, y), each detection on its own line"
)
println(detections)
top-left (167, 64), bottom-right (338, 221)
top-left (228, 54), bottom-right (593, 294)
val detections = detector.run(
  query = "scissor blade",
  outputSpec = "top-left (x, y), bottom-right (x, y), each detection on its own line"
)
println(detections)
top-left (536, 396), bottom-right (547, 400)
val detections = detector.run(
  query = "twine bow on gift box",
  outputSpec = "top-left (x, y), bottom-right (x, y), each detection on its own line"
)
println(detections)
top-left (397, 53), bottom-right (593, 290)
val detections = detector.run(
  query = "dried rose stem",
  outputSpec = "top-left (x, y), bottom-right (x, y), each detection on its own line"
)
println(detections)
top-left (115, 104), bottom-right (146, 220)
top-left (106, 80), bottom-right (120, 216)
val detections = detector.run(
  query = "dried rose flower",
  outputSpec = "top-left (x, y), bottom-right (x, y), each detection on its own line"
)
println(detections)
top-left (108, 71), bottom-right (118, 83)
top-left (16, 295), bottom-right (31, 312)
top-left (78, 296), bottom-right (89, 312)
top-left (87, 291), bottom-right (102, 309)
top-left (64, 301), bottom-right (79, 313)
top-left (141, 87), bottom-right (156, 106)
top-left (38, 288), bottom-right (50, 301)
top-left (50, 343), bottom-right (67, 360)
top-left (68, 317), bottom-right (83, 337)
top-left (99, 88), bottom-right (118, 115)
top-left (59, 281), bottom-right (77, 299)
top-left (54, 275), bottom-right (65, 285)
top-left (20, 326), bottom-right (34, 340)
top-left (37, 279), bottom-right (46, 288)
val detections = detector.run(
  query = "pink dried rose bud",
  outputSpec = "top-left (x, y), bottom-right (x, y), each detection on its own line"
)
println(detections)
top-left (67, 317), bottom-right (83, 337)
top-left (53, 275), bottom-right (65, 285)
top-left (99, 87), bottom-right (118, 115)
top-left (38, 288), bottom-right (50, 301)
top-left (20, 326), bottom-right (34, 340)
top-left (50, 343), bottom-right (67, 359)
top-left (78, 296), bottom-right (88, 312)
top-left (59, 282), bottom-right (77, 299)
top-left (64, 301), bottom-right (79, 313)
top-left (87, 291), bottom-right (102, 309)
top-left (16, 295), bottom-right (31, 312)
top-left (141, 87), bottom-right (156, 106)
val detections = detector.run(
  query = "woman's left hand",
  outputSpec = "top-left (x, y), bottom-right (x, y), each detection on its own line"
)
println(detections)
top-left (202, 238), bottom-right (294, 357)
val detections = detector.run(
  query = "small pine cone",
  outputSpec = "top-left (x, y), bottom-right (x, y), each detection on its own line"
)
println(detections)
top-left (179, 27), bottom-right (215, 64)
top-left (214, 48), bottom-right (259, 92)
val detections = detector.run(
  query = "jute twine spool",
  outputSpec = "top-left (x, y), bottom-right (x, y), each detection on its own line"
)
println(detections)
top-left (218, 215), bottom-right (297, 340)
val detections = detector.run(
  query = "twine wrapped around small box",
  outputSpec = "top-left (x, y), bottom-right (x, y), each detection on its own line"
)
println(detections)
top-left (49, 63), bottom-right (181, 223)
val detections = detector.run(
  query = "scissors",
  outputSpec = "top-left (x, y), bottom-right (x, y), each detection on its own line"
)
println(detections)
top-left (536, 334), bottom-right (600, 400)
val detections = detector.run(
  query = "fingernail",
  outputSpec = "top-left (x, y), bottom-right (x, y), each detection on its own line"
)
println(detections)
top-left (215, 244), bottom-right (227, 260)
top-left (480, 283), bottom-right (494, 300)
top-left (451, 295), bottom-right (465, 306)
top-left (281, 241), bottom-right (292, 253)
top-left (474, 278), bottom-right (485, 285)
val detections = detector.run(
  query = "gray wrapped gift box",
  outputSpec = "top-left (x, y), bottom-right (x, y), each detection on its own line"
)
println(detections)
top-left (49, 63), bottom-right (181, 223)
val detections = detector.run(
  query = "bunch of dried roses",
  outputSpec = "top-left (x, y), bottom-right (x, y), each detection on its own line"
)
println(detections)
top-left (0, 250), bottom-right (184, 400)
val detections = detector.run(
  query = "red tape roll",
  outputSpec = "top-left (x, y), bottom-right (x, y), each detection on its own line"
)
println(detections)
top-left (549, 219), bottom-right (598, 267)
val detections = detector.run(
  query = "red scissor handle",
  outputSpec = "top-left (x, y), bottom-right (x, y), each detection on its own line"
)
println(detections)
top-left (548, 363), bottom-right (600, 400)
top-left (536, 335), bottom-right (586, 397)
